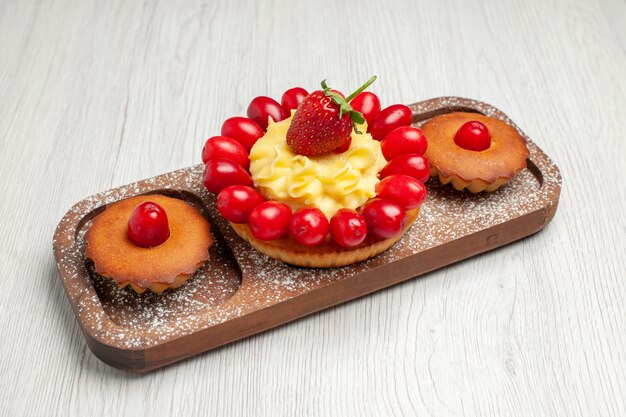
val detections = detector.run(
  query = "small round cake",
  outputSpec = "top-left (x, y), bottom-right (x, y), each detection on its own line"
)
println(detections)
top-left (422, 112), bottom-right (529, 193)
top-left (84, 194), bottom-right (213, 293)
top-left (237, 115), bottom-right (421, 267)
top-left (201, 78), bottom-right (429, 268)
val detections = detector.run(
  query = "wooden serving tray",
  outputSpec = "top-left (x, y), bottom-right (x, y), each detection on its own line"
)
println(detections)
top-left (53, 97), bottom-right (561, 372)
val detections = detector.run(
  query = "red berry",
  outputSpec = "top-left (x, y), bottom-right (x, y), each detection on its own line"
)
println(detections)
top-left (369, 104), bottom-right (413, 140)
top-left (329, 209), bottom-right (367, 248)
top-left (381, 126), bottom-right (428, 160)
top-left (349, 92), bottom-right (381, 126)
top-left (332, 137), bottom-right (352, 154)
top-left (217, 185), bottom-right (265, 224)
top-left (380, 154), bottom-right (430, 183)
top-left (286, 90), bottom-right (352, 156)
top-left (454, 121), bottom-right (491, 151)
top-left (281, 87), bottom-right (308, 115)
top-left (203, 158), bottom-right (253, 194)
top-left (362, 199), bottom-right (406, 239)
top-left (221, 117), bottom-right (264, 152)
top-left (247, 96), bottom-right (287, 130)
top-left (201, 136), bottom-right (250, 169)
top-left (249, 201), bottom-right (292, 241)
top-left (288, 207), bottom-right (329, 246)
top-left (127, 202), bottom-right (170, 248)
top-left (375, 175), bottom-right (427, 210)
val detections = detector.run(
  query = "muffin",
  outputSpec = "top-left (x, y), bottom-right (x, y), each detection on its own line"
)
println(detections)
top-left (422, 112), bottom-right (529, 192)
top-left (85, 194), bottom-right (212, 293)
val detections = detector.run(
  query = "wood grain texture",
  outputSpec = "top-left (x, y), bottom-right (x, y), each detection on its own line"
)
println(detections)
top-left (0, 0), bottom-right (624, 415)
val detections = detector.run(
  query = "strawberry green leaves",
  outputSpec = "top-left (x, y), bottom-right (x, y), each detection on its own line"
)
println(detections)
top-left (321, 76), bottom-right (377, 134)
top-left (286, 76), bottom-right (377, 156)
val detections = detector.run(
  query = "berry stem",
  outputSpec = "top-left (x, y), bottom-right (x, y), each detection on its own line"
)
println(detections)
top-left (345, 75), bottom-right (377, 102)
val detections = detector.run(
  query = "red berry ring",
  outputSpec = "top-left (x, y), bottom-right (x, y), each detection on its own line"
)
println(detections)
top-left (200, 80), bottom-right (429, 267)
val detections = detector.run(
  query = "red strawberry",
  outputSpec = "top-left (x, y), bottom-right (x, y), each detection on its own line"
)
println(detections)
top-left (286, 91), bottom-right (351, 155)
top-left (286, 77), bottom-right (377, 156)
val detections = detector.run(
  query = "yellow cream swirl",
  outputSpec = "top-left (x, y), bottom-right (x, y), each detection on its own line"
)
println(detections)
top-left (249, 116), bottom-right (387, 218)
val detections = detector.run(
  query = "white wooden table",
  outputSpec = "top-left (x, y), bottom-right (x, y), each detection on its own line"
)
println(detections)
top-left (1, 0), bottom-right (624, 415)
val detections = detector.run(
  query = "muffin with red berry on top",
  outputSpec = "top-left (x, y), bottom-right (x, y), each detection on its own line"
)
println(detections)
top-left (422, 112), bottom-right (529, 192)
top-left (84, 194), bottom-right (213, 293)
top-left (201, 76), bottom-right (429, 268)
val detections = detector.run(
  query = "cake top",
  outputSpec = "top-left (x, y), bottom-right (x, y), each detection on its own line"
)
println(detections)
top-left (249, 116), bottom-right (386, 218)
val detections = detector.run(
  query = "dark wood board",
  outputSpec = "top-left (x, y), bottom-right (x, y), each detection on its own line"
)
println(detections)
top-left (53, 97), bottom-right (562, 372)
